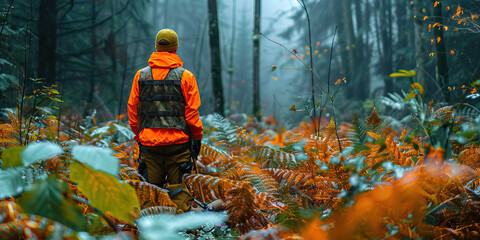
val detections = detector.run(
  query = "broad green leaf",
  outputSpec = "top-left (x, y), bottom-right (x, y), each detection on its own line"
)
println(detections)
top-left (137, 212), bottom-right (226, 240)
top-left (71, 145), bottom-right (119, 177)
top-left (2, 146), bottom-right (25, 169)
top-left (0, 168), bottom-right (24, 198)
top-left (21, 142), bottom-right (63, 167)
top-left (18, 176), bottom-right (88, 231)
top-left (69, 162), bottom-right (139, 223)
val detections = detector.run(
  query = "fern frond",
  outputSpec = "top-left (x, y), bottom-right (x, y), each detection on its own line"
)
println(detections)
top-left (381, 92), bottom-right (406, 110)
top-left (0, 123), bottom-right (16, 148)
top-left (206, 155), bottom-right (242, 173)
top-left (184, 174), bottom-right (239, 202)
top-left (385, 135), bottom-right (413, 167)
top-left (199, 144), bottom-right (233, 167)
top-left (264, 168), bottom-right (339, 206)
top-left (125, 180), bottom-right (175, 209)
top-left (184, 174), bottom-right (278, 209)
top-left (140, 206), bottom-right (176, 217)
top-left (324, 118), bottom-right (337, 137)
top-left (457, 146), bottom-right (480, 169)
top-left (224, 182), bottom-right (269, 234)
top-left (223, 165), bottom-right (279, 196)
top-left (204, 113), bottom-right (239, 147)
top-left (349, 113), bottom-right (367, 146)
top-left (119, 166), bottom-right (145, 182)
top-left (434, 106), bottom-right (454, 122)
top-left (248, 145), bottom-right (297, 168)
top-left (365, 108), bottom-right (384, 132)
top-left (456, 104), bottom-right (480, 120)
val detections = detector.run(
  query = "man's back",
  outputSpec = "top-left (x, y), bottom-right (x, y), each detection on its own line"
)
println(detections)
top-left (127, 51), bottom-right (203, 146)
top-left (126, 29), bottom-right (203, 213)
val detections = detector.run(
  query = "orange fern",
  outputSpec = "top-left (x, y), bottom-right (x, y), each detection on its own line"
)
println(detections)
top-left (224, 181), bottom-right (269, 234)
top-left (125, 180), bottom-right (175, 209)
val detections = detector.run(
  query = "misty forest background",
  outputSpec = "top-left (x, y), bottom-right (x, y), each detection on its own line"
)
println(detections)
top-left (2, 0), bottom-right (479, 125)
top-left (2, 0), bottom-right (480, 239)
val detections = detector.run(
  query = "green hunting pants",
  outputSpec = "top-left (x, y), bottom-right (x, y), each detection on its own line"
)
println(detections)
top-left (140, 144), bottom-right (193, 213)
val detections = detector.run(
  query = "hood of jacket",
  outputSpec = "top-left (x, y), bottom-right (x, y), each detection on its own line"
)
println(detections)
top-left (148, 52), bottom-right (184, 68)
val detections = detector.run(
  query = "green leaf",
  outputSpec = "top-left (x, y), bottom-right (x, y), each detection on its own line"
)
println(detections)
top-left (18, 176), bottom-right (88, 231)
top-left (71, 145), bottom-right (119, 177)
top-left (0, 168), bottom-right (24, 198)
top-left (48, 97), bottom-right (64, 102)
top-left (0, 73), bottom-right (18, 90)
top-left (69, 162), bottom-right (139, 223)
top-left (0, 58), bottom-right (14, 67)
top-left (137, 212), bottom-right (226, 240)
top-left (113, 123), bottom-right (135, 140)
top-left (2, 146), bottom-right (25, 169)
top-left (21, 142), bottom-right (63, 167)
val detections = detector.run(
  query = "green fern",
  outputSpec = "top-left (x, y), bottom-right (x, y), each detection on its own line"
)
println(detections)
top-left (349, 113), bottom-right (367, 148)
top-left (248, 145), bottom-right (297, 168)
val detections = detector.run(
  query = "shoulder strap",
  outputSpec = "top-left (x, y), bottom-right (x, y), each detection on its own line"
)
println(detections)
top-left (139, 66), bottom-right (153, 81)
top-left (140, 66), bottom-right (185, 81)
top-left (165, 67), bottom-right (185, 80)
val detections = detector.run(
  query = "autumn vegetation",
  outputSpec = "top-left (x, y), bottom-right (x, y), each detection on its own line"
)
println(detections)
top-left (1, 0), bottom-right (480, 240)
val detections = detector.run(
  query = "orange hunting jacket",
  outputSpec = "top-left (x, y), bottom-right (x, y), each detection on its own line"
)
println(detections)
top-left (127, 52), bottom-right (203, 146)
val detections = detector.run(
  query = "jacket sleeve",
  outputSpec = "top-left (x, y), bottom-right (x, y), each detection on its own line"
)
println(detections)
top-left (127, 71), bottom-right (141, 135)
top-left (182, 70), bottom-right (203, 140)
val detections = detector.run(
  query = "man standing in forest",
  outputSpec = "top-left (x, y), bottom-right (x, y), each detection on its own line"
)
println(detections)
top-left (127, 29), bottom-right (203, 213)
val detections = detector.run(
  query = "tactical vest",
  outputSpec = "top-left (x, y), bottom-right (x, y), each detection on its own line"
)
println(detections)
top-left (137, 66), bottom-right (191, 136)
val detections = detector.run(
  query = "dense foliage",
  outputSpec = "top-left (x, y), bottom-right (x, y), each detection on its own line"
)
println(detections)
top-left (1, 0), bottom-right (480, 239)
top-left (1, 90), bottom-right (480, 239)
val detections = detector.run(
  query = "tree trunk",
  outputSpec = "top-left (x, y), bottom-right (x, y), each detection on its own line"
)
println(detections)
top-left (379, 0), bottom-right (393, 93)
top-left (207, 0), bottom-right (225, 115)
top-left (432, 0), bottom-right (450, 102)
top-left (333, 1), bottom-right (348, 78)
top-left (360, 0), bottom-right (372, 99)
top-left (342, 0), bottom-right (356, 98)
top-left (413, 0), bottom-right (426, 85)
top-left (87, 0), bottom-right (96, 107)
top-left (395, 0), bottom-right (408, 69)
top-left (354, 0), bottom-right (370, 100)
top-left (227, 0), bottom-right (237, 114)
top-left (109, 0), bottom-right (118, 116)
top-left (38, 0), bottom-right (57, 86)
top-left (253, 0), bottom-right (261, 119)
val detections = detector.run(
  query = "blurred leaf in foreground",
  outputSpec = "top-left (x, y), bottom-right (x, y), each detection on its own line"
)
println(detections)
top-left (18, 176), bottom-right (88, 232)
top-left (69, 162), bottom-right (139, 223)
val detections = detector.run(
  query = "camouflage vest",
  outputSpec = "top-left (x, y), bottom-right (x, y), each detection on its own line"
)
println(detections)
top-left (137, 66), bottom-right (191, 136)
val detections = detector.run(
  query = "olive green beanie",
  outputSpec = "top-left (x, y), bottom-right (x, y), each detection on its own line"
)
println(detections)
top-left (155, 29), bottom-right (179, 52)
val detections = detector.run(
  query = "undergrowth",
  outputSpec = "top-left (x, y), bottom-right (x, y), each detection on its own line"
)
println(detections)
top-left (1, 96), bottom-right (480, 239)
